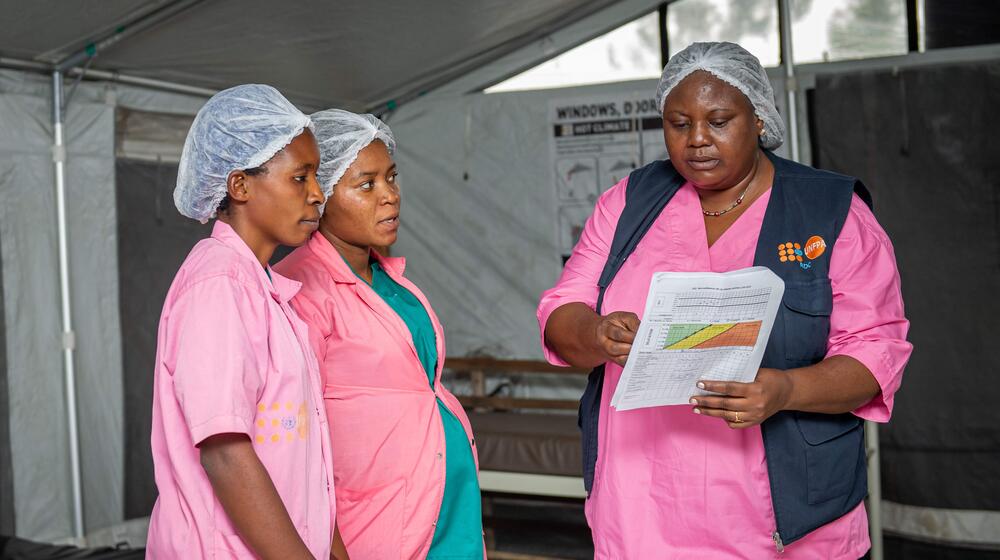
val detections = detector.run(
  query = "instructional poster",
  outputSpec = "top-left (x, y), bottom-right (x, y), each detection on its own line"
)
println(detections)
top-left (549, 92), bottom-right (667, 260)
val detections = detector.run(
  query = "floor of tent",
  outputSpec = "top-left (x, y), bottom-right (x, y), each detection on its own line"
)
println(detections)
top-left (4, 519), bottom-right (998, 559)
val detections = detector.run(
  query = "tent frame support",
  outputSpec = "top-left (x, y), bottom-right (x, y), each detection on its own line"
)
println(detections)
top-left (55, 0), bottom-right (207, 73)
top-left (45, 0), bottom-right (208, 543)
top-left (50, 69), bottom-right (84, 543)
top-left (777, 1), bottom-right (880, 556)
top-left (0, 56), bottom-right (216, 98)
top-left (778, 0), bottom-right (800, 161)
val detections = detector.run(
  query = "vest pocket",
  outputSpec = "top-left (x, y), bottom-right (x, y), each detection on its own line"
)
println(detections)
top-left (795, 412), bottom-right (864, 504)
top-left (780, 280), bottom-right (833, 366)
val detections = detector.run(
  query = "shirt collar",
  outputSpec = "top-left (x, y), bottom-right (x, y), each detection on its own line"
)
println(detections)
top-left (306, 231), bottom-right (407, 283)
top-left (211, 221), bottom-right (302, 303)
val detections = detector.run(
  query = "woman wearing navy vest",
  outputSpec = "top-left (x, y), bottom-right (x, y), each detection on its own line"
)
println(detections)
top-left (538, 42), bottom-right (911, 558)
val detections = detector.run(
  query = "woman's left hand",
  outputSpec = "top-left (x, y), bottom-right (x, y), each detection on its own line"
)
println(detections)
top-left (690, 368), bottom-right (793, 429)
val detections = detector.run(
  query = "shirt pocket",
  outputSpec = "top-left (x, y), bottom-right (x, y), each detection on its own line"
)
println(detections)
top-left (211, 506), bottom-right (256, 559)
top-left (213, 502), bottom-right (311, 558)
top-left (780, 280), bottom-right (833, 367)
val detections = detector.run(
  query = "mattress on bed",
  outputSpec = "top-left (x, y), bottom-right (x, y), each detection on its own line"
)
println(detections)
top-left (467, 411), bottom-right (582, 477)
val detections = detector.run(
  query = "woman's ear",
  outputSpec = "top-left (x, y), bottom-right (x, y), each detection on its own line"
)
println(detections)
top-left (757, 118), bottom-right (765, 137)
top-left (226, 170), bottom-right (251, 203)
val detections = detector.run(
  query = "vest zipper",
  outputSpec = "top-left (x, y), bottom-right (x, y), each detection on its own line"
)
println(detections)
top-left (761, 424), bottom-right (788, 551)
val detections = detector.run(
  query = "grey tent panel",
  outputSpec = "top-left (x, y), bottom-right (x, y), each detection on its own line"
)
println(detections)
top-left (0, 202), bottom-right (12, 535)
top-left (813, 62), bottom-right (1000, 513)
top-left (0, 0), bottom-right (154, 61)
top-left (116, 158), bottom-right (208, 519)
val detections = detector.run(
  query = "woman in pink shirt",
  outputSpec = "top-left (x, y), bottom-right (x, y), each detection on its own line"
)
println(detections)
top-left (276, 110), bottom-right (484, 559)
top-left (539, 43), bottom-right (911, 558)
top-left (147, 85), bottom-right (338, 559)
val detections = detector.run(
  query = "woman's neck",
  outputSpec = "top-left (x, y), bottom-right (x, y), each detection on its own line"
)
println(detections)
top-left (218, 214), bottom-right (274, 268)
top-left (696, 149), bottom-right (772, 210)
top-left (319, 225), bottom-right (372, 282)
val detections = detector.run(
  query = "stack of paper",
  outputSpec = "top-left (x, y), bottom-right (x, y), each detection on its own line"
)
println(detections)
top-left (610, 267), bottom-right (785, 411)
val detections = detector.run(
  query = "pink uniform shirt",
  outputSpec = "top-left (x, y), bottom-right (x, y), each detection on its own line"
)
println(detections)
top-left (275, 232), bottom-right (479, 560)
top-left (538, 181), bottom-right (911, 559)
top-left (147, 222), bottom-right (335, 559)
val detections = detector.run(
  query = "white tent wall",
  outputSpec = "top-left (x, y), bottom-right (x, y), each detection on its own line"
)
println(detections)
top-left (387, 70), bottom-right (788, 365)
top-left (0, 68), bottom-right (204, 542)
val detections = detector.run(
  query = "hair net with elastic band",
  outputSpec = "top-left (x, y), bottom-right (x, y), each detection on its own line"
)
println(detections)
top-left (310, 109), bottom-right (396, 195)
top-left (174, 84), bottom-right (313, 223)
top-left (655, 42), bottom-right (785, 150)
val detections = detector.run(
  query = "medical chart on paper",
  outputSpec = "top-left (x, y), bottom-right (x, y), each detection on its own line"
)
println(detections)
top-left (611, 267), bottom-right (785, 411)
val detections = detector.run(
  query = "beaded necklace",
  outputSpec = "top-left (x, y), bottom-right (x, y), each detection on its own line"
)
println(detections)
top-left (701, 185), bottom-right (750, 217)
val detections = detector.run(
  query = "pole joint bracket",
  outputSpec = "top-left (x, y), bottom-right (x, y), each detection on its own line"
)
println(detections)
top-left (52, 144), bottom-right (66, 163)
top-left (62, 330), bottom-right (76, 351)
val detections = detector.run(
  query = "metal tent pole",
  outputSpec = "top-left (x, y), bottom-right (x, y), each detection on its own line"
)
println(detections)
top-left (50, 70), bottom-right (85, 543)
top-left (867, 423), bottom-right (884, 560)
top-left (0, 56), bottom-right (216, 99)
top-left (778, 0), bottom-right (801, 162)
top-left (777, 2), bottom-right (882, 558)
top-left (44, 1), bottom-right (209, 542)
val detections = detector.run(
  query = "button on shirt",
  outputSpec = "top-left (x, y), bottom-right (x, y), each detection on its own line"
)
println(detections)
top-left (361, 261), bottom-right (483, 560)
top-left (147, 221), bottom-right (335, 559)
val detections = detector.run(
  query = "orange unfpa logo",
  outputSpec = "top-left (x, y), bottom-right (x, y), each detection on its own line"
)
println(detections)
top-left (804, 236), bottom-right (827, 260)
top-left (778, 242), bottom-right (803, 263)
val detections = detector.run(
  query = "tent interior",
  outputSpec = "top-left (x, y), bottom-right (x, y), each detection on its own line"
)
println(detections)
top-left (1, 0), bottom-right (999, 558)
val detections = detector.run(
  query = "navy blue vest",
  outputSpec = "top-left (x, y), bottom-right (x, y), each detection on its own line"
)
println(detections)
top-left (579, 151), bottom-right (873, 548)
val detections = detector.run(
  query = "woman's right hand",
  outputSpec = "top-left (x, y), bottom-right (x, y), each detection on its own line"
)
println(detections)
top-left (545, 303), bottom-right (641, 368)
top-left (593, 311), bottom-right (640, 366)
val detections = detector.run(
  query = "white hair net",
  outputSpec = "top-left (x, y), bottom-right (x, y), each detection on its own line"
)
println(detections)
top-left (310, 109), bottom-right (396, 195)
top-left (655, 42), bottom-right (785, 150)
top-left (174, 84), bottom-right (313, 223)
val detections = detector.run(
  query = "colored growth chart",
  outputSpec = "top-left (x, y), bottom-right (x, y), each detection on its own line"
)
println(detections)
top-left (611, 268), bottom-right (785, 411)
top-left (662, 321), bottom-right (762, 350)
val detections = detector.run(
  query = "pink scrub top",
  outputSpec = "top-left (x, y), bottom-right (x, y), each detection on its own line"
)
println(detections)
top-left (275, 232), bottom-right (480, 560)
top-left (147, 221), bottom-right (335, 559)
top-left (538, 180), bottom-right (912, 559)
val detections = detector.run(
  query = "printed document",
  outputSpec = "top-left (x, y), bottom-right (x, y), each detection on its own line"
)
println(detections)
top-left (611, 267), bottom-right (785, 411)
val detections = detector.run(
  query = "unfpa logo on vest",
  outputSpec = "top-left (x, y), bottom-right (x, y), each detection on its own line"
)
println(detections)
top-left (778, 236), bottom-right (827, 270)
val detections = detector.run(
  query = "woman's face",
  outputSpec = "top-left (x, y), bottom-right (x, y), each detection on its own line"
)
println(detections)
top-left (241, 129), bottom-right (325, 248)
top-left (661, 70), bottom-right (764, 190)
top-left (321, 140), bottom-right (400, 250)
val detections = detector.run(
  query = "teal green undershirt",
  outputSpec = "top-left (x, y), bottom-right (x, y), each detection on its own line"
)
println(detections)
top-left (358, 260), bottom-right (483, 559)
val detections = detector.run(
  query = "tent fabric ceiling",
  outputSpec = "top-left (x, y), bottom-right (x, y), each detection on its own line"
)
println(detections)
top-left (2, 0), bottom-right (159, 62)
top-left (1, 0), bottom-right (622, 110)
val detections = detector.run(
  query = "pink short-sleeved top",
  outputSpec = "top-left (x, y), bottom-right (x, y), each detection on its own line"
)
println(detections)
top-left (147, 221), bottom-right (335, 559)
top-left (538, 180), bottom-right (912, 559)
